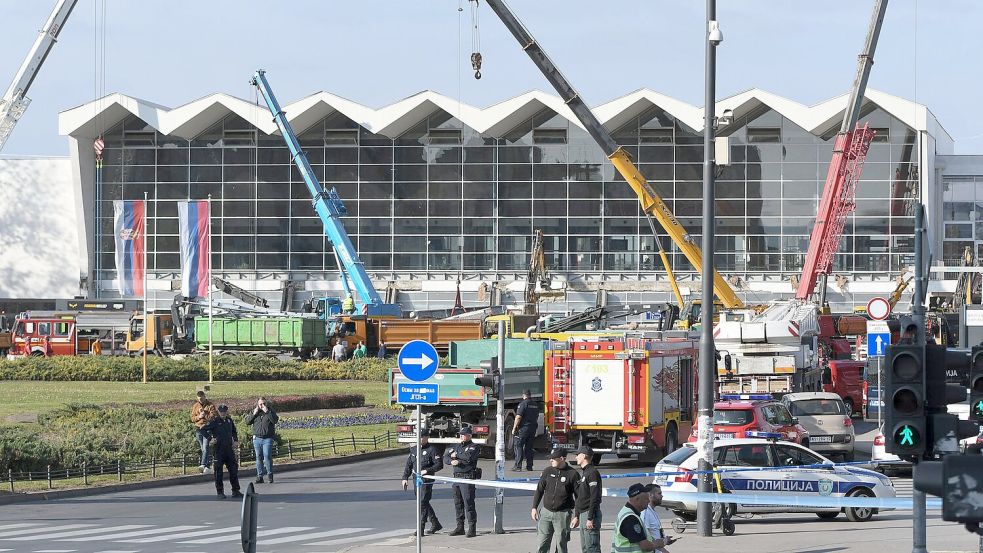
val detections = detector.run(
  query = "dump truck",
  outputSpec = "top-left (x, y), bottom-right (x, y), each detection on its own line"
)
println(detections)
top-left (390, 338), bottom-right (546, 457)
top-left (196, 316), bottom-right (326, 358)
top-left (331, 315), bottom-right (483, 355)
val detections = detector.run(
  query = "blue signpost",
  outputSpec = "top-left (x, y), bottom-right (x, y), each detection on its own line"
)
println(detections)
top-left (396, 340), bottom-right (439, 553)
top-left (866, 321), bottom-right (891, 358)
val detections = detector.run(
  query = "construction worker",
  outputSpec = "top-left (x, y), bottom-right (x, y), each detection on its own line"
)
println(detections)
top-left (612, 483), bottom-right (659, 553)
top-left (445, 427), bottom-right (480, 537)
top-left (401, 435), bottom-right (443, 535)
top-left (353, 341), bottom-right (367, 359)
top-left (90, 337), bottom-right (103, 356)
top-left (342, 294), bottom-right (355, 314)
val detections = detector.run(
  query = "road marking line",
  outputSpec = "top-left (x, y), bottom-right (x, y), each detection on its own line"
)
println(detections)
top-left (181, 526), bottom-right (316, 544)
top-left (33, 550), bottom-right (76, 552)
top-left (0, 525), bottom-right (94, 539)
top-left (119, 525), bottom-right (240, 543)
top-left (92, 550), bottom-right (140, 553)
top-left (304, 528), bottom-right (413, 546)
top-left (68, 526), bottom-right (203, 541)
top-left (7, 525), bottom-right (151, 541)
top-left (0, 524), bottom-right (40, 532)
top-left (259, 527), bottom-right (371, 545)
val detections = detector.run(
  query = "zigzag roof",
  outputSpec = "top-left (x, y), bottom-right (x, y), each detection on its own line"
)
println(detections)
top-left (59, 87), bottom-right (951, 147)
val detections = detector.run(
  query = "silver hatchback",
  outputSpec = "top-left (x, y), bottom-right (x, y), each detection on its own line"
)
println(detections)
top-left (781, 392), bottom-right (856, 461)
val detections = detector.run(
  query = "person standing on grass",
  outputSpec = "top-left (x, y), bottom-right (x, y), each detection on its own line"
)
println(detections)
top-left (190, 390), bottom-right (218, 474)
top-left (245, 396), bottom-right (278, 484)
top-left (332, 339), bottom-right (347, 362)
top-left (353, 341), bottom-right (367, 359)
top-left (201, 404), bottom-right (242, 500)
top-left (377, 341), bottom-right (387, 359)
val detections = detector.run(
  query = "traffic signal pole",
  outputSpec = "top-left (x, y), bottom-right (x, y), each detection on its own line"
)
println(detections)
top-left (912, 204), bottom-right (927, 553)
top-left (494, 320), bottom-right (506, 534)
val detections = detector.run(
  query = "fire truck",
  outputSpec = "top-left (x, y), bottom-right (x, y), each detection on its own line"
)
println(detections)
top-left (544, 336), bottom-right (698, 463)
top-left (7, 315), bottom-right (100, 357)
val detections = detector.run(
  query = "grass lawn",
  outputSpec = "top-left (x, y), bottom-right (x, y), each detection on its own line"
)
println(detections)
top-left (0, 380), bottom-right (391, 422)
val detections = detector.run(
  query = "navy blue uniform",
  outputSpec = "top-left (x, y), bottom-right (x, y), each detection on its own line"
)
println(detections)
top-left (200, 415), bottom-right (240, 495)
top-left (402, 443), bottom-right (443, 528)
top-left (513, 398), bottom-right (539, 470)
top-left (444, 439), bottom-right (481, 530)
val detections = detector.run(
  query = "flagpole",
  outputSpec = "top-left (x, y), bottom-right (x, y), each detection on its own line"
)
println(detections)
top-left (208, 194), bottom-right (214, 384)
top-left (142, 191), bottom-right (148, 384)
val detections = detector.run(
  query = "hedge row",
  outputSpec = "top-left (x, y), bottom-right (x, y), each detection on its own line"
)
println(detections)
top-left (135, 393), bottom-right (365, 415)
top-left (0, 356), bottom-right (391, 382)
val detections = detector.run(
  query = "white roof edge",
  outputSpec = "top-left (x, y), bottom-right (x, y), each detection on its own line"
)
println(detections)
top-left (58, 88), bottom-right (946, 142)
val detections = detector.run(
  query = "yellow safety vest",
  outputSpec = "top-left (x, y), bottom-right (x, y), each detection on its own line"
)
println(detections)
top-left (612, 504), bottom-right (654, 553)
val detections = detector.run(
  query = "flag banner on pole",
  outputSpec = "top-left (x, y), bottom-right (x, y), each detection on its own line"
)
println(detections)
top-left (178, 200), bottom-right (211, 299)
top-left (113, 200), bottom-right (146, 297)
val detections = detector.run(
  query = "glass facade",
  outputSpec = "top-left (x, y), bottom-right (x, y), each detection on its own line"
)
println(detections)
top-left (92, 104), bottom-right (921, 284)
top-left (941, 175), bottom-right (983, 265)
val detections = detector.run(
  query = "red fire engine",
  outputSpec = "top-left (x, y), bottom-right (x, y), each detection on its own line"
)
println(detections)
top-left (8, 316), bottom-right (98, 357)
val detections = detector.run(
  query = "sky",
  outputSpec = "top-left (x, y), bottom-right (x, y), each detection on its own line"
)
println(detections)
top-left (0, 0), bottom-right (981, 157)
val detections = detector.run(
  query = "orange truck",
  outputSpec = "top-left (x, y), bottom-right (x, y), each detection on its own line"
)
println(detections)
top-left (7, 316), bottom-right (99, 357)
top-left (545, 336), bottom-right (699, 463)
top-left (332, 316), bottom-right (483, 354)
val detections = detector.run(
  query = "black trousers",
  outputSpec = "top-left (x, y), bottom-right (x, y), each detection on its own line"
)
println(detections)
top-left (213, 447), bottom-right (240, 494)
top-left (452, 480), bottom-right (477, 525)
top-left (513, 428), bottom-right (535, 469)
top-left (420, 482), bottom-right (439, 525)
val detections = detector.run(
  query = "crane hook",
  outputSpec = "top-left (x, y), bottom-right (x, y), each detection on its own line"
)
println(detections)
top-left (471, 52), bottom-right (482, 80)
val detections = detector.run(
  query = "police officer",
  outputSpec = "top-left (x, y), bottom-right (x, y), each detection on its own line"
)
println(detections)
top-left (401, 435), bottom-right (444, 535)
top-left (444, 427), bottom-right (480, 537)
top-left (575, 446), bottom-right (603, 553)
top-left (532, 448), bottom-right (581, 553)
top-left (612, 483), bottom-right (660, 553)
top-left (200, 404), bottom-right (242, 500)
top-left (512, 389), bottom-right (539, 471)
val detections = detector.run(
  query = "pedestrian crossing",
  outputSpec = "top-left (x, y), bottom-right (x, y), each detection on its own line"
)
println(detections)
top-left (890, 476), bottom-right (913, 496)
top-left (0, 522), bottom-right (412, 552)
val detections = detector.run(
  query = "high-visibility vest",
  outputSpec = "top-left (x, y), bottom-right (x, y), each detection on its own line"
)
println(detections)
top-left (611, 505), bottom-right (654, 553)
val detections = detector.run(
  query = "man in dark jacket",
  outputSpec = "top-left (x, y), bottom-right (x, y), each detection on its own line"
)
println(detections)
top-left (512, 389), bottom-right (539, 471)
top-left (401, 435), bottom-right (443, 535)
top-left (532, 448), bottom-right (581, 553)
top-left (200, 404), bottom-right (241, 499)
top-left (575, 446), bottom-right (603, 553)
top-left (244, 397), bottom-right (278, 484)
top-left (444, 427), bottom-right (480, 537)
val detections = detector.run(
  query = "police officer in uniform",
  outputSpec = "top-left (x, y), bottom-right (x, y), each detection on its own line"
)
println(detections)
top-left (200, 404), bottom-right (242, 500)
top-left (575, 446), bottom-right (603, 553)
top-left (512, 389), bottom-right (539, 471)
top-left (612, 483), bottom-right (661, 553)
top-left (401, 435), bottom-right (444, 535)
top-left (444, 426), bottom-right (480, 537)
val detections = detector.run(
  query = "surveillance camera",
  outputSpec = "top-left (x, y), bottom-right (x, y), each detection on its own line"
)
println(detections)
top-left (708, 21), bottom-right (723, 44)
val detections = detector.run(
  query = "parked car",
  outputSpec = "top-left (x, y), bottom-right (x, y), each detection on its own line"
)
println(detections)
top-left (870, 428), bottom-right (911, 475)
top-left (688, 396), bottom-right (810, 446)
top-left (781, 392), bottom-right (856, 461)
top-left (655, 437), bottom-right (896, 522)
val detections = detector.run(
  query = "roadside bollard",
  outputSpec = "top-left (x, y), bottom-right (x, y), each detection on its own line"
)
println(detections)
top-left (47, 465), bottom-right (52, 490)
top-left (310, 439), bottom-right (315, 459)
top-left (8, 469), bottom-right (13, 492)
top-left (182, 454), bottom-right (187, 475)
top-left (117, 458), bottom-right (122, 482)
top-left (82, 462), bottom-right (88, 486)
top-left (151, 456), bottom-right (157, 478)
top-left (331, 438), bottom-right (337, 455)
top-left (351, 433), bottom-right (356, 452)
top-left (287, 440), bottom-right (293, 460)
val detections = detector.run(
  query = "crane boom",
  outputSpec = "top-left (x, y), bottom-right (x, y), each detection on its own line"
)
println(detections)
top-left (250, 70), bottom-right (400, 317)
top-left (483, 0), bottom-right (743, 309)
top-left (795, 0), bottom-right (888, 301)
top-left (0, 0), bottom-right (78, 152)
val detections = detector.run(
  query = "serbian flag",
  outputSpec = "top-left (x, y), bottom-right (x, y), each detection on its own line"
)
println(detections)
top-left (113, 200), bottom-right (146, 297)
top-left (179, 200), bottom-right (211, 299)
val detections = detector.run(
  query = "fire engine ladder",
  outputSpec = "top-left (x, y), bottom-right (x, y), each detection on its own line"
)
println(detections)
top-left (550, 356), bottom-right (571, 434)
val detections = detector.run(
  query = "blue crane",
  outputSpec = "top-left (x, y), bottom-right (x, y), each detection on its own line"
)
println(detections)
top-left (250, 70), bottom-right (401, 317)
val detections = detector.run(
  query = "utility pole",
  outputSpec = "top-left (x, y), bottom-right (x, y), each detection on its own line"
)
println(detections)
top-left (493, 320), bottom-right (506, 534)
top-left (697, 0), bottom-right (722, 538)
top-left (912, 204), bottom-right (927, 553)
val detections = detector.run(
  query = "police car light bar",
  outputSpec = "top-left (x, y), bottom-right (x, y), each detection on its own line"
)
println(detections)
top-left (744, 431), bottom-right (783, 440)
top-left (720, 394), bottom-right (773, 401)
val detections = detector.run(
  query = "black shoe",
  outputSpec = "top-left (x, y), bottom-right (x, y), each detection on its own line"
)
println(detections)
top-left (428, 521), bottom-right (443, 534)
top-left (216, 493), bottom-right (226, 500)
top-left (512, 466), bottom-right (522, 472)
top-left (255, 476), bottom-right (265, 484)
top-left (231, 491), bottom-right (244, 498)
top-left (268, 475), bottom-right (273, 483)
top-left (449, 525), bottom-right (465, 536)
top-left (526, 466), bottom-right (534, 472)
top-left (466, 525), bottom-right (476, 538)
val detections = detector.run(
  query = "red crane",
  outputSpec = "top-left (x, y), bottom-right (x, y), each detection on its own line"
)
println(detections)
top-left (796, 0), bottom-right (889, 304)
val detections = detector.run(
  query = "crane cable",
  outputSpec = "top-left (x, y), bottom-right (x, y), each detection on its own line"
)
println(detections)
top-left (93, 0), bottom-right (108, 277)
top-left (469, 0), bottom-right (482, 79)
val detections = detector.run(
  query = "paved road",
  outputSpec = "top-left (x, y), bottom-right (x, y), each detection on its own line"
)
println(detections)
top-left (0, 422), bottom-right (976, 553)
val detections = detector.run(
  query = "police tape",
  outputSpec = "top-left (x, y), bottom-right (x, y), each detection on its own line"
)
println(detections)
top-left (424, 474), bottom-right (942, 511)
top-left (498, 460), bottom-right (910, 484)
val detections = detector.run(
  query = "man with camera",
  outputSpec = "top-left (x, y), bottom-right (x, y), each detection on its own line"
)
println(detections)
top-left (244, 396), bottom-right (278, 484)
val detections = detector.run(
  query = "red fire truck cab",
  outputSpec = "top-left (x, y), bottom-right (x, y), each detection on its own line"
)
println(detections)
top-left (8, 317), bottom-right (98, 358)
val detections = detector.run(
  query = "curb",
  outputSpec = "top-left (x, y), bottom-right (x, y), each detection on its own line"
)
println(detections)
top-left (0, 448), bottom-right (403, 506)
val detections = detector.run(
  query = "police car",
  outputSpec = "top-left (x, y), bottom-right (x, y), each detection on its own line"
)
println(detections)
top-left (654, 433), bottom-right (895, 522)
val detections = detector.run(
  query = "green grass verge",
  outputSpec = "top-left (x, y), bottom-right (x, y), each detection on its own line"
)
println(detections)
top-left (0, 380), bottom-right (391, 422)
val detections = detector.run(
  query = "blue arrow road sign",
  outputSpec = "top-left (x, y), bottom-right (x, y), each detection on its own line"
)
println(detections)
top-left (867, 332), bottom-right (891, 357)
top-left (397, 383), bottom-right (439, 405)
top-left (397, 340), bottom-right (439, 382)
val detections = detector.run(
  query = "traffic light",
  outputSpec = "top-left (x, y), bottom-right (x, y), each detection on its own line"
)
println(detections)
top-left (971, 346), bottom-right (983, 423)
top-left (914, 452), bottom-right (983, 527)
top-left (884, 344), bottom-right (926, 456)
top-left (475, 356), bottom-right (500, 397)
top-left (924, 345), bottom-right (979, 455)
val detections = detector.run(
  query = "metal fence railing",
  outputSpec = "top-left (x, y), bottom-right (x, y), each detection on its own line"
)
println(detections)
top-left (3, 431), bottom-right (397, 493)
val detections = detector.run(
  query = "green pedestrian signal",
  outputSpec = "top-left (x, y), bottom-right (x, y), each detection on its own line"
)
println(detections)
top-left (895, 424), bottom-right (919, 447)
top-left (974, 400), bottom-right (983, 418)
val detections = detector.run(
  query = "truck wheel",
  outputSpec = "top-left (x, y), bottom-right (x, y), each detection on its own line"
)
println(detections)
top-left (844, 398), bottom-right (855, 418)
top-left (504, 415), bottom-right (516, 461)
top-left (665, 425), bottom-right (679, 456)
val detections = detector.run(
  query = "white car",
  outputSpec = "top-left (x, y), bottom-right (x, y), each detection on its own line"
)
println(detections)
top-left (655, 437), bottom-right (896, 522)
top-left (870, 430), bottom-right (910, 475)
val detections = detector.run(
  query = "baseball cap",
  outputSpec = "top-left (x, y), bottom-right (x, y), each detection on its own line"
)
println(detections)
top-left (548, 448), bottom-right (567, 459)
top-left (522, 389), bottom-right (532, 396)
top-left (459, 427), bottom-right (473, 435)
top-left (576, 445), bottom-right (594, 457)
top-left (217, 404), bottom-right (229, 412)
top-left (627, 483), bottom-right (656, 498)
